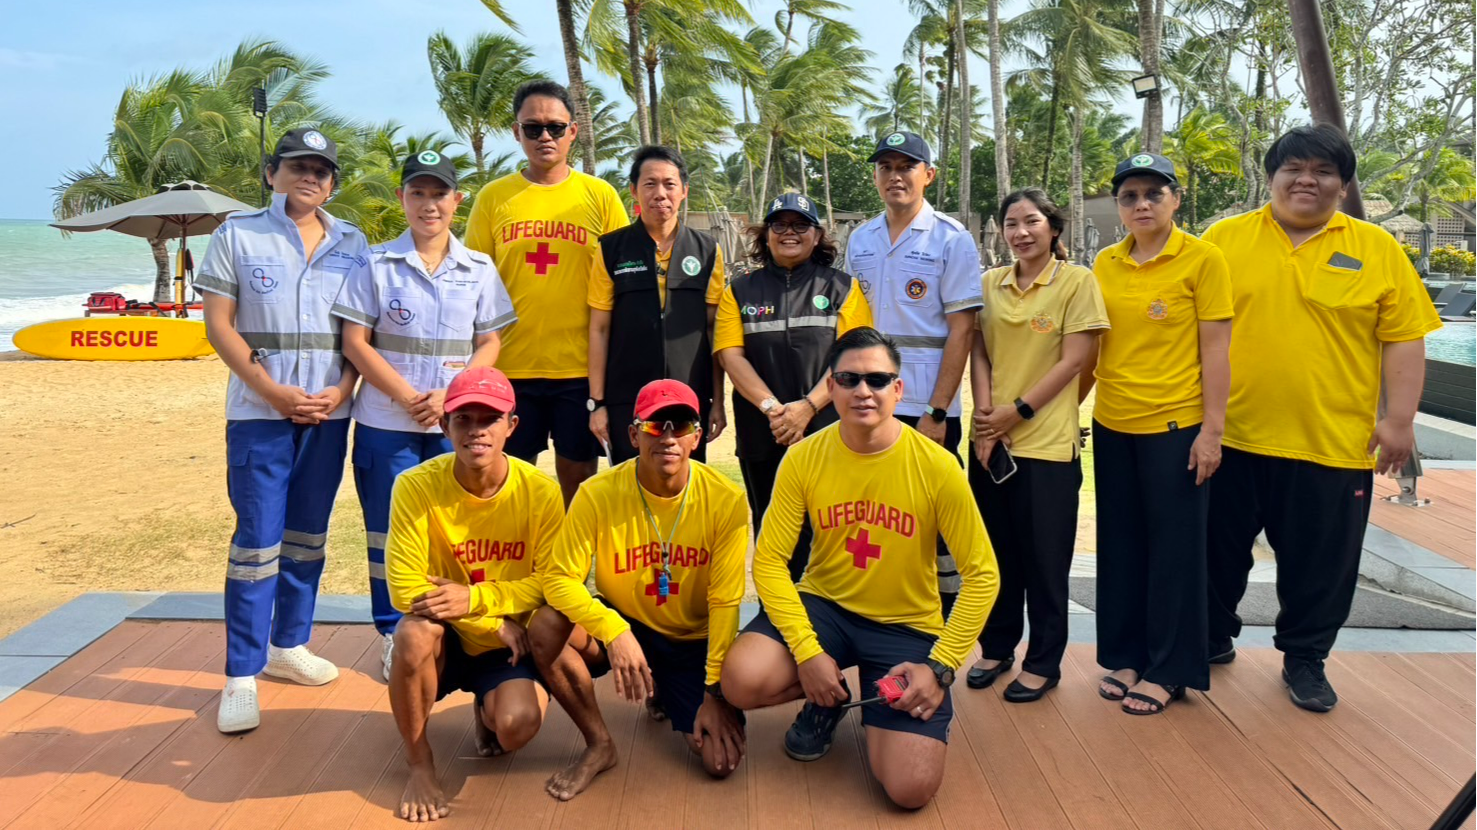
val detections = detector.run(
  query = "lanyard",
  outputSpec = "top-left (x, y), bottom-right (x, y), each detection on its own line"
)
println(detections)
top-left (634, 461), bottom-right (691, 598)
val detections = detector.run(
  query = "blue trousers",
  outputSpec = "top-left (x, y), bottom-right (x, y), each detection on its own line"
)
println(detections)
top-left (224, 418), bottom-right (349, 678)
top-left (351, 423), bottom-right (453, 634)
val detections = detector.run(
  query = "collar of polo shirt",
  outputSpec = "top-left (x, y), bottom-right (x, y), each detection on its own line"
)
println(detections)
top-left (1111, 224), bottom-right (1190, 265)
top-left (378, 229), bottom-right (475, 273)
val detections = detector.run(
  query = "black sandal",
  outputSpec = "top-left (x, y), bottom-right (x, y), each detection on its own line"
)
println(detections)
top-left (966, 656), bottom-right (1015, 689)
top-left (1121, 685), bottom-right (1185, 716)
top-left (1098, 675), bottom-right (1130, 701)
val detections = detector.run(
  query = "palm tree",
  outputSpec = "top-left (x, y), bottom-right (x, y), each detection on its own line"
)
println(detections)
top-left (1163, 106), bottom-right (1242, 229)
top-left (426, 32), bottom-right (543, 181)
top-left (955, 0), bottom-right (976, 226)
top-left (987, 0), bottom-right (1012, 203)
top-left (863, 65), bottom-right (927, 136)
top-left (777, 0), bottom-right (848, 56)
top-left (553, 0), bottom-right (600, 174)
top-left (1136, 0), bottom-right (1165, 152)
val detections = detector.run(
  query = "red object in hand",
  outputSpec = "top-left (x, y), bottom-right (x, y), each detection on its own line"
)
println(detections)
top-left (876, 674), bottom-right (909, 703)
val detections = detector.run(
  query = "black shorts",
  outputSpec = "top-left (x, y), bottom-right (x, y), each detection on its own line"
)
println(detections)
top-left (591, 613), bottom-right (722, 736)
top-left (504, 378), bottom-right (601, 463)
top-left (743, 593), bottom-right (953, 743)
top-left (435, 633), bottom-right (541, 703)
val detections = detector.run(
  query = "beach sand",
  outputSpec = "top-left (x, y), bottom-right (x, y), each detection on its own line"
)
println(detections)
top-left (0, 351), bottom-right (1116, 640)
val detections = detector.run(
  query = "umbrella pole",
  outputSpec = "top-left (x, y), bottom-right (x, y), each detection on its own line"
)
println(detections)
top-left (176, 227), bottom-right (188, 318)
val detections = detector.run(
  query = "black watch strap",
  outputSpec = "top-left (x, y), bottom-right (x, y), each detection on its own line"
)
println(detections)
top-left (705, 681), bottom-right (725, 700)
top-left (924, 405), bottom-right (947, 423)
top-left (1014, 397), bottom-right (1035, 420)
top-left (926, 658), bottom-right (955, 687)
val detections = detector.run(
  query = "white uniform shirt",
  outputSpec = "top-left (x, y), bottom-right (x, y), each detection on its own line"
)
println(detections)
top-left (196, 193), bottom-right (370, 421)
top-left (845, 201), bottom-right (984, 417)
top-left (331, 231), bottom-right (517, 433)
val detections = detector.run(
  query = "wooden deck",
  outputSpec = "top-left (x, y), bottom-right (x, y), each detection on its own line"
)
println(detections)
top-left (1372, 469), bottom-right (1477, 569)
top-left (0, 622), bottom-right (1471, 829)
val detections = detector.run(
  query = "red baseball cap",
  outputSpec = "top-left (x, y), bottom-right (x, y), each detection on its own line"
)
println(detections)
top-left (444, 367), bottom-right (516, 413)
top-left (634, 379), bottom-right (700, 420)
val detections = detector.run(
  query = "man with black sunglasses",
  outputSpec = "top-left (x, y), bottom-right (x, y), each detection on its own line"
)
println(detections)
top-left (721, 326), bottom-right (998, 810)
top-left (465, 79), bottom-right (629, 507)
top-left (529, 379), bottom-right (750, 800)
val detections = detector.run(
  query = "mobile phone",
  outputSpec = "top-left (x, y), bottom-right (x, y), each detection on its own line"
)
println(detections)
top-left (987, 441), bottom-right (1018, 484)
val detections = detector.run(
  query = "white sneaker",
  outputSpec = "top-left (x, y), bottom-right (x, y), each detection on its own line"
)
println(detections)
top-left (381, 633), bottom-right (395, 682)
top-left (217, 679), bottom-right (260, 733)
top-left (263, 645), bottom-right (340, 686)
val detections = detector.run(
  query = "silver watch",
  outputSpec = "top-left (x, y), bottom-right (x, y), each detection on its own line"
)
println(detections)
top-left (760, 396), bottom-right (781, 414)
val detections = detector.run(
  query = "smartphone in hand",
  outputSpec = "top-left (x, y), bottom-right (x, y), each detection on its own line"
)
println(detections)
top-left (987, 441), bottom-right (1018, 484)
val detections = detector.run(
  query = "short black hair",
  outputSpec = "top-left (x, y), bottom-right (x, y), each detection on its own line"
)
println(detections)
top-left (513, 80), bottom-right (575, 121)
top-left (745, 220), bottom-right (839, 268)
top-left (826, 326), bottom-right (901, 372)
top-left (1264, 123), bottom-right (1356, 183)
top-left (629, 145), bottom-right (690, 186)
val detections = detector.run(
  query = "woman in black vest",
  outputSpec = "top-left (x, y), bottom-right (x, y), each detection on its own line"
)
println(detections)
top-left (714, 193), bottom-right (873, 580)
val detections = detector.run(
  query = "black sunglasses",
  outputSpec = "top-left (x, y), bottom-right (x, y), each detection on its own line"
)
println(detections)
top-left (768, 220), bottom-right (815, 236)
top-left (520, 121), bottom-right (570, 139)
top-left (832, 371), bottom-right (898, 390)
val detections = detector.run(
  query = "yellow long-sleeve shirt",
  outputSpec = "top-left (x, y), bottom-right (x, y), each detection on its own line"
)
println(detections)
top-left (752, 423), bottom-right (999, 670)
top-left (542, 459), bottom-right (749, 685)
top-left (386, 453), bottom-right (564, 656)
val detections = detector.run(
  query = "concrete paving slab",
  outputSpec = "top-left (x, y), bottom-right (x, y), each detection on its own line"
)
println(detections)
top-left (0, 592), bottom-right (161, 657)
top-left (0, 655), bottom-right (67, 702)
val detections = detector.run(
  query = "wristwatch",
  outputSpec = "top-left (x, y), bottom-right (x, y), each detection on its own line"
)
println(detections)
top-left (586, 397), bottom-right (605, 412)
top-left (925, 658), bottom-right (955, 688)
top-left (705, 681), bottom-right (725, 700)
top-left (1014, 397), bottom-right (1036, 420)
top-left (923, 405), bottom-right (947, 424)
top-left (760, 396), bottom-right (781, 415)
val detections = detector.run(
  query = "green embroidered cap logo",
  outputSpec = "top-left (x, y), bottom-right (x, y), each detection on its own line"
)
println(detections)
top-left (812, 295), bottom-right (830, 310)
top-left (1131, 154), bottom-right (1154, 167)
top-left (886, 133), bottom-right (906, 147)
top-left (681, 256), bottom-right (701, 276)
top-left (418, 150), bottom-right (442, 165)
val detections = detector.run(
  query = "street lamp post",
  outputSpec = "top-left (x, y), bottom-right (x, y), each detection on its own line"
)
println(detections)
top-left (252, 87), bottom-right (268, 208)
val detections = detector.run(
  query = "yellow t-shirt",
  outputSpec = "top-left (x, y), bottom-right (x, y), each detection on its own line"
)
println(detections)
top-left (542, 459), bottom-right (749, 685)
top-left (973, 261), bottom-right (1109, 460)
top-left (385, 454), bottom-right (564, 656)
top-left (1202, 205), bottom-right (1441, 468)
top-left (588, 241), bottom-right (728, 312)
top-left (712, 278), bottom-right (874, 352)
top-left (752, 423), bottom-right (999, 670)
top-left (1091, 227), bottom-right (1234, 434)
top-left (464, 170), bottom-right (628, 379)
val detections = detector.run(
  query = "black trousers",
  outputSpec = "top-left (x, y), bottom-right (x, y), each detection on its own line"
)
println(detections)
top-left (1092, 421), bottom-right (1210, 690)
top-left (969, 451), bottom-right (1080, 679)
top-left (607, 403), bottom-right (707, 465)
top-left (897, 414), bottom-right (963, 617)
top-left (1207, 447), bottom-right (1373, 663)
top-left (737, 451), bottom-right (813, 582)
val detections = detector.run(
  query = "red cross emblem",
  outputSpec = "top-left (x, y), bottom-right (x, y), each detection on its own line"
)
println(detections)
top-left (469, 569), bottom-right (486, 584)
top-left (846, 529), bottom-right (882, 569)
top-left (644, 574), bottom-right (680, 606)
top-left (525, 242), bottom-right (560, 275)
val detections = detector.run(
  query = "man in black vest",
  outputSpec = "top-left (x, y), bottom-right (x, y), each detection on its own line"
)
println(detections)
top-left (588, 146), bottom-right (728, 463)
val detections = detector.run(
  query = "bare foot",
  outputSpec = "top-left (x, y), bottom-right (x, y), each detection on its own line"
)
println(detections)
top-left (545, 741), bottom-right (618, 801)
top-left (472, 703), bottom-right (504, 757)
top-left (1101, 669), bottom-right (1138, 700)
top-left (399, 761), bottom-right (449, 822)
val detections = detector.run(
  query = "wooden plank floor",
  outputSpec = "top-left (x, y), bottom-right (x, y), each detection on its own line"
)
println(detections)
top-left (0, 622), bottom-right (1471, 829)
top-left (1372, 469), bottom-right (1476, 568)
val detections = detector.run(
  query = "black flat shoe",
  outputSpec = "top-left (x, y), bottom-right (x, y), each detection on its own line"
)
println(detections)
top-left (1209, 638), bottom-right (1236, 665)
top-left (966, 656), bottom-right (1015, 689)
top-left (1003, 676), bottom-right (1059, 703)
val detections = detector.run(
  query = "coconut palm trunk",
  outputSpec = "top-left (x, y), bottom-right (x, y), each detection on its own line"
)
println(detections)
top-left (988, 0), bottom-right (1011, 197)
top-left (557, 0), bottom-right (599, 174)
top-left (1137, 0), bottom-right (1164, 152)
top-left (624, 0), bottom-right (651, 146)
top-left (798, 146), bottom-right (809, 197)
top-left (1069, 106), bottom-right (1085, 259)
top-left (645, 51), bottom-right (662, 144)
top-left (150, 238), bottom-right (172, 303)
top-left (955, 0), bottom-right (972, 229)
top-left (1041, 64), bottom-right (1060, 185)
top-left (823, 146), bottom-right (835, 229)
top-left (938, 47), bottom-right (954, 210)
top-left (758, 132), bottom-right (776, 207)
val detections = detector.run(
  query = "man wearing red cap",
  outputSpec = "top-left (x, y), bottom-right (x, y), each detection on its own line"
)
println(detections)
top-left (530, 379), bottom-right (750, 801)
top-left (384, 367), bottom-right (566, 822)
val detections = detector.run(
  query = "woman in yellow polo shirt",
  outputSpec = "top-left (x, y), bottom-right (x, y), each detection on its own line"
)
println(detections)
top-left (966, 188), bottom-right (1109, 703)
top-left (1084, 154), bottom-right (1232, 715)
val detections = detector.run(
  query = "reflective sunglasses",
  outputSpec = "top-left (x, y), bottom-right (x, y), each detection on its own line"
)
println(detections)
top-left (520, 121), bottom-right (570, 139)
top-left (768, 220), bottom-right (815, 236)
top-left (832, 371), bottom-right (898, 390)
top-left (1115, 189), bottom-right (1169, 207)
top-left (635, 419), bottom-right (702, 437)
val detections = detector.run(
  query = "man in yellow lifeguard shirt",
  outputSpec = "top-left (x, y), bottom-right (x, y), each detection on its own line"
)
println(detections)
top-left (384, 367), bottom-right (564, 823)
top-left (529, 379), bottom-right (749, 802)
top-left (721, 327), bottom-right (999, 810)
top-left (465, 79), bottom-right (628, 505)
top-left (1202, 124), bottom-right (1441, 714)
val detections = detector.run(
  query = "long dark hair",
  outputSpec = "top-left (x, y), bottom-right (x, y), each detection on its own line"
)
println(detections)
top-left (745, 220), bottom-right (839, 268)
top-left (998, 188), bottom-right (1068, 260)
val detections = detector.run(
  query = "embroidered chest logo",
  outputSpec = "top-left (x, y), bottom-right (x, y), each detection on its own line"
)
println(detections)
top-left (248, 267), bottom-right (277, 295)
top-left (387, 298), bottom-right (416, 325)
top-left (1030, 311), bottom-right (1055, 333)
top-left (1146, 298), bottom-right (1168, 320)
top-left (846, 529), bottom-right (883, 569)
top-left (681, 255), bottom-right (702, 276)
top-left (741, 303), bottom-right (776, 317)
top-left (905, 279), bottom-right (928, 300)
top-left (812, 295), bottom-right (830, 310)
top-left (645, 568), bottom-right (681, 606)
top-left (525, 242), bottom-right (559, 275)
top-left (858, 278), bottom-right (872, 294)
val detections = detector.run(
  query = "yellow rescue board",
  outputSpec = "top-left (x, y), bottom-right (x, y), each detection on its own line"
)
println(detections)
top-left (13, 317), bottom-right (215, 361)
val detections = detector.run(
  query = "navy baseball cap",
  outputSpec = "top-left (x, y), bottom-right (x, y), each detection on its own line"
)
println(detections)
top-left (274, 127), bottom-right (338, 168)
top-left (401, 149), bottom-right (458, 189)
top-left (764, 192), bottom-right (821, 226)
top-left (868, 131), bottom-right (933, 165)
top-left (1111, 153), bottom-right (1179, 191)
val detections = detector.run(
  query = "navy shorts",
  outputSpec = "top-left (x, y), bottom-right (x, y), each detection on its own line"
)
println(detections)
top-left (591, 613), bottom-right (722, 736)
top-left (743, 593), bottom-right (953, 743)
top-left (504, 378), bottom-right (601, 463)
top-left (436, 632), bottom-right (541, 703)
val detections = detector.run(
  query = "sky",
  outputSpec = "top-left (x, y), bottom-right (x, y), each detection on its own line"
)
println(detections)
top-left (0, 0), bottom-right (1145, 221)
